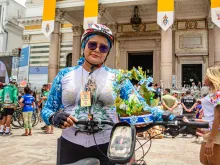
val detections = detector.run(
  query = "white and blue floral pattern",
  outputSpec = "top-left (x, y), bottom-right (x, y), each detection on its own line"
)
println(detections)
top-left (41, 66), bottom-right (80, 125)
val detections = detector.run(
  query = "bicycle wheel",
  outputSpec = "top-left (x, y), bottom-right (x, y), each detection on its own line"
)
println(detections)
top-left (11, 111), bottom-right (23, 128)
top-left (32, 113), bottom-right (38, 127)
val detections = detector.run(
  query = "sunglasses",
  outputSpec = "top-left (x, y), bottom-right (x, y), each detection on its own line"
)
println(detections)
top-left (87, 41), bottom-right (110, 53)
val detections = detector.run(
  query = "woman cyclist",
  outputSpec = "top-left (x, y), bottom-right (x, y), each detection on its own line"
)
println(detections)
top-left (200, 65), bottom-right (220, 165)
top-left (41, 24), bottom-right (175, 165)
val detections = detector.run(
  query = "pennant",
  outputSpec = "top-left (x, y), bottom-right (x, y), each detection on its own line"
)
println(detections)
top-left (157, 0), bottom-right (174, 31)
top-left (83, 0), bottom-right (98, 29)
top-left (211, 0), bottom-right (220, 28)
top-left (42, 0), bottom-right (56, 37)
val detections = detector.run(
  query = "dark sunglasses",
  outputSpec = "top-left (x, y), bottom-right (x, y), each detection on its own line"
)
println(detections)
top-left (87, 41), bottom-right (110, 53)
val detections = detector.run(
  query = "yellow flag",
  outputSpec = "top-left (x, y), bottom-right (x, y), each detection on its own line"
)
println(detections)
top-left (157, 0), bottom-right (174, 31)
top-left (42, 0), bottom-right (56, 37)
top-left (83, 0), bottom-right (98, 29)
top-left (211, 0), bottom-right (220, 27)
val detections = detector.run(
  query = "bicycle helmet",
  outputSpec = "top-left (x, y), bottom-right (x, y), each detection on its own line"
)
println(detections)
top-left (81, 24), bottom-right (114, 49)
top-left (80, 24), bottom-right (115, 71)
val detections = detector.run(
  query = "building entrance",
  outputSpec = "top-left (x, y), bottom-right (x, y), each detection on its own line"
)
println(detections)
top-left (182, 64), bottom-right (202, 87)
top-left (128, 52), bottom-right (153, 77)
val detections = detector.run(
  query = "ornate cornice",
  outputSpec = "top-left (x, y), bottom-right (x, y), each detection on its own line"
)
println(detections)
top-left (22, 35), bottom-right (31, 43)
top-left (18, 17), bottom-right (42, 26)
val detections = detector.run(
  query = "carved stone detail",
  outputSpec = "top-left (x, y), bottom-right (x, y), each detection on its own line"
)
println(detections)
top-left (207, 17), bottom-right (216, 29)
top-left (72, 26), bottom-right (83, 36)
top-left (22, 35), bottom-right (31, 43)
top-left (98, 4), bottom-right (106, 18)
top-left (56, 9), bottom-right (65, 22)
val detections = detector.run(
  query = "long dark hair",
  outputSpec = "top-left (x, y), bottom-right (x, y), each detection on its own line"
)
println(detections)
top-left (24, 86), bottom-right (31, 94)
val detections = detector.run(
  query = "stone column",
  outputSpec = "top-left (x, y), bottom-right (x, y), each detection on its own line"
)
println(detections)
top-left (115, 40), bottom-right (120, 69)
top-left (161, 28), bottom-right (172, 88)
top-left (72, 26), bottom-right (83, 66)
top-left (154, 39), bottom-right (161, 83)
top-left (105, 24), bottom-right (117, 68)
top-left (48, 9), bottom-right (63, 83)
top-left (213, 27), bottom-right (220, 65)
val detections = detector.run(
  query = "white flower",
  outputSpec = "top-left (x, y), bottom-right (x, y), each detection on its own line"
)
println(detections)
top-left (119, 103), bottom-right (127, 110)
top-left (129, 94), bottom-right (140, 104)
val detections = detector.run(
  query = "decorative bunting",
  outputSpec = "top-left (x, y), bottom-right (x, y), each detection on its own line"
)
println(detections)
top-left (157, 0), bottom-right (174, 31)
top-left (211, 0), bottom-right (220, 27)
top-left (42, 0), bottom-right (56, 37)
top-left (83, 0), bottom-right (98, 29)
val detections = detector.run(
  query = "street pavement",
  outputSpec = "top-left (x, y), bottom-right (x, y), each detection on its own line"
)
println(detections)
top-left (0, 123), bottom-right (202, 165)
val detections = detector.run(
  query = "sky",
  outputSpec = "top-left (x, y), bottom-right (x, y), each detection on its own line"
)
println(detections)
top-left (14, 0), bottom-right (26, 6)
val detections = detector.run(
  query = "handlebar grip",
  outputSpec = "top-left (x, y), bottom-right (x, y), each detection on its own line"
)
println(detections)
top-left (182, 121), bottom-right (209, 128)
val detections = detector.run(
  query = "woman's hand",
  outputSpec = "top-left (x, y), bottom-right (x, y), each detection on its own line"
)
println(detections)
top-left (204, 139), bottom-right (214, 157)
top-left (50, 112), bottom-right (78, 129)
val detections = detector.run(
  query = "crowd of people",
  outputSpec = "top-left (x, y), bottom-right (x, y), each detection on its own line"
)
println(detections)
top-left (0, 80), bottom-right (53, 136)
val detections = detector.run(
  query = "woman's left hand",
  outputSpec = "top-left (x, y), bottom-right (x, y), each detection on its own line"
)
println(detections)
top-left (204, 139), bottom-right (214, 157)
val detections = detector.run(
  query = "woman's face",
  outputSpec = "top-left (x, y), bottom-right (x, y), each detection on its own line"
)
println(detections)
top-left (84, 35), bottom-right (109, 65)
top-left (204, 75), bottom-right (213, 87)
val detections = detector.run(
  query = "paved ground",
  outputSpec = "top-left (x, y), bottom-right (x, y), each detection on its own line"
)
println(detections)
top-left (0, 123), bottom-right (202, 165)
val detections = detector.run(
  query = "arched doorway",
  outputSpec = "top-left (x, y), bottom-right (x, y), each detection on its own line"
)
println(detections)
top-left (66, 53), bottom-right (72, 67)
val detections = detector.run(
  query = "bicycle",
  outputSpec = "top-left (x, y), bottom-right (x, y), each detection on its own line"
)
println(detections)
top-left (57, 115), bottom-right (209, 165)
top-left (11, 106), bottom-right (39, 128)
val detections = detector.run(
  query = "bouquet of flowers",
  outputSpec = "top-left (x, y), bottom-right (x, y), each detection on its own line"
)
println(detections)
top-left (113, 67), bottom-right (158, 117)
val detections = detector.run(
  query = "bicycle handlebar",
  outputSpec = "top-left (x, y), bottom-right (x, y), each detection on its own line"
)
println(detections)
top-left (136, 121), bottom-right (209, 133)
top-left (75, 119), bottom-right (209, 134)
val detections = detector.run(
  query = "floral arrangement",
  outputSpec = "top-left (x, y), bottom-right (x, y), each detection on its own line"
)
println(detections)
top-left (113, 67), bottom-right (158, 117)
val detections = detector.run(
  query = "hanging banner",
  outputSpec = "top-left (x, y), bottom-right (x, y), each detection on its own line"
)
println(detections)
top-left (18, 46), bottom-right (30, 84)
top-left (157, 0), bottom-right (174, 31)
top-left (42, 0), bottom-right (56, 37)
top-left (83, 0), bottom-right (98, 29)
top-left (211, 0), bottom-right (220, 28)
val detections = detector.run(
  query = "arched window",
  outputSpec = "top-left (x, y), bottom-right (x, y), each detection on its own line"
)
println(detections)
top-left (66, 53), bottom-right (72, 67)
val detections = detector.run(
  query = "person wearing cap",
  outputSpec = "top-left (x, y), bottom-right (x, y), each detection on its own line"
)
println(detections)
top-left (0, 79), bottom-right (18, 135)
top-left (41, 24), bottom-right (176, 164)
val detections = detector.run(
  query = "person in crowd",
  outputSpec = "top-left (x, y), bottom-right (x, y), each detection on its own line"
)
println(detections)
top-left (0, 82), bottom-right (4, 127)
top-left (0, 78), bottom-right (18, 135)
top-left (191, 82), bottom-right (198, 91)
top-left (200, 65), bottom-right (220, 165)
top-left (162, 88), bottom-right (178, 113)
top-left (39, 85), bottom-right (46, 127)
top-left (181, 90), bottom-right (196, 119)
top-left (41, 84), bottom-right (53, 134)
top-left (198, 81), bottom-right (202, 89)
top-left (172, 91), bottom-right (183, 116)
top-left (19, 86), bottom-right (35, 136)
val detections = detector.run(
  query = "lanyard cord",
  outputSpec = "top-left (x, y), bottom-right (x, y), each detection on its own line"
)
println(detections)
top-left (82, 66), bottom-right (101, 115)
